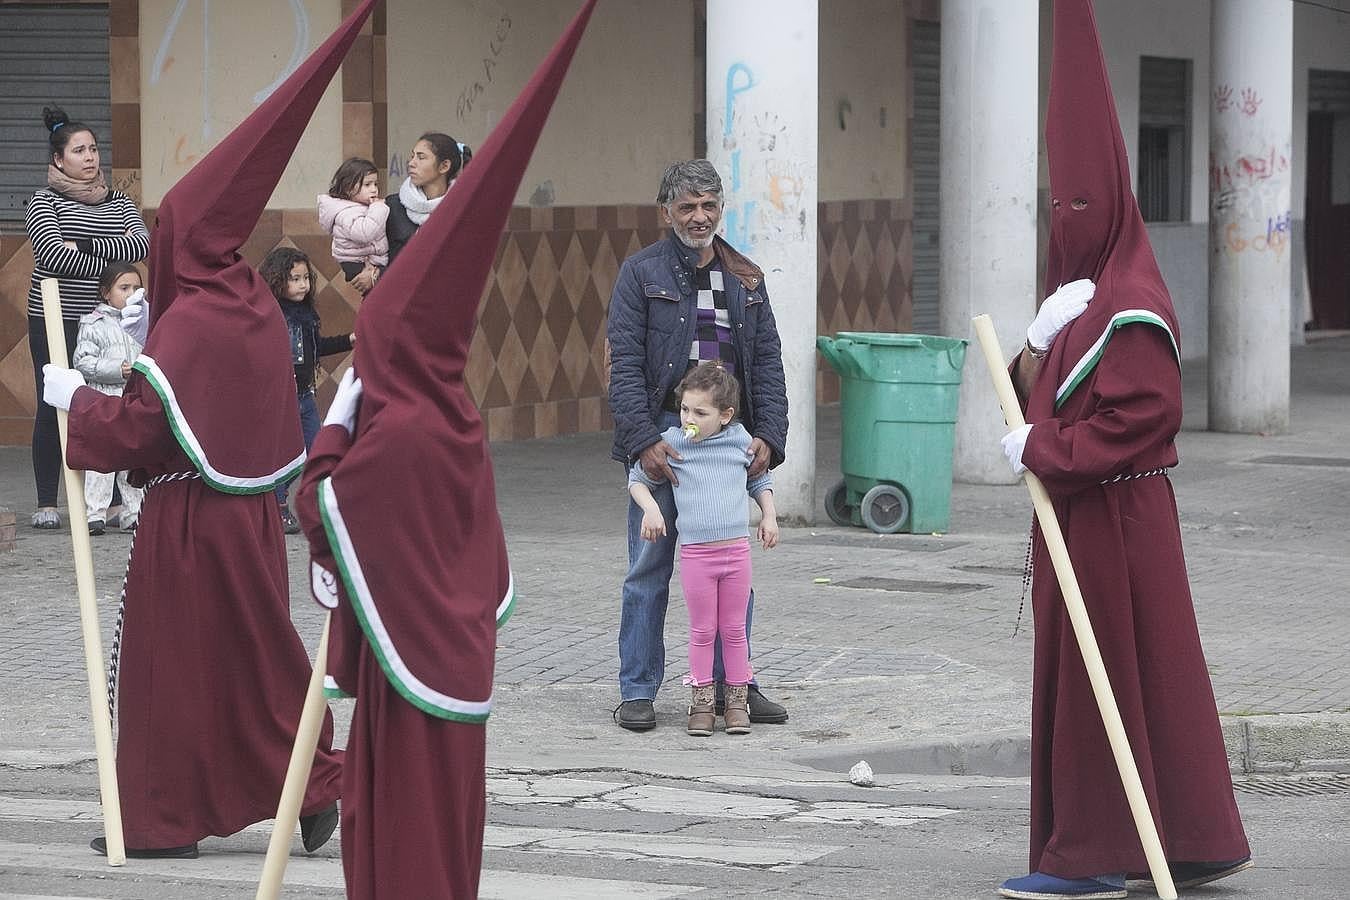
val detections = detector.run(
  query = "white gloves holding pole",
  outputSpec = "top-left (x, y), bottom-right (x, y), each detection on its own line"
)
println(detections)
top-left (323, 367), bottom-right (363, 435)
top-left (43, 364), bottom-right (85, 411)
top-left (1002, 279), bottom-right (1095, 476)
top-left (1001, 423), bottom-right (1032, 476)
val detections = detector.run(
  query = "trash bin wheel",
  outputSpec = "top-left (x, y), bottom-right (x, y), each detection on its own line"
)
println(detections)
top-left (824, 480), bottom-right (853, 527)
top-left (860, 484), bottom-right (909, 534)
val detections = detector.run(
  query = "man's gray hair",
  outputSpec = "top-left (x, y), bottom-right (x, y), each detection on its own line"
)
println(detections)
top-left (656, 159), bottom-right (724, 206)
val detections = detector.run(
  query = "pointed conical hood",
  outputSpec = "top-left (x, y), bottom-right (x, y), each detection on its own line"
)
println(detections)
top-left (1039, 0), bottom-right (1180, 408)
top-left (355, 0), bottom-right (597, 401)
top-left (301, 0), bottom-right (598, 720)
top-left (133, 0), bottom-right (376, 493)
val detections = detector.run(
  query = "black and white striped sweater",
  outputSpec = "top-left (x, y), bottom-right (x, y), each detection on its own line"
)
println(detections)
top-left (24, 187), bottom-right (150, 321)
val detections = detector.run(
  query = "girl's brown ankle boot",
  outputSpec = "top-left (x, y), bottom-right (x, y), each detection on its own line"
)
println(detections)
top-left (723, 683), bottom-right (751, 734)
top-left (687, 684), bottom-right (716, 736)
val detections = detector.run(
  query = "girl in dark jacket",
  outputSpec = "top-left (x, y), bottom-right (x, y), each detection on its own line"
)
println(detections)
top-left (258, 247), bottom-right (352, 532)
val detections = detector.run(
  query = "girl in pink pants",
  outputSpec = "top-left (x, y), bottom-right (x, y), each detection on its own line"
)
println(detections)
top-left (629, 362), bottom-right (779, 736)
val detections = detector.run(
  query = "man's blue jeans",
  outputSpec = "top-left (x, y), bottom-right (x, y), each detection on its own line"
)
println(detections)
top-left (618, 412), bottom-right (755, 701)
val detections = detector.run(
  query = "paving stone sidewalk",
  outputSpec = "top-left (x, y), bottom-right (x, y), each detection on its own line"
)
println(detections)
top-left (1, 335), bottom-right (1347, 775)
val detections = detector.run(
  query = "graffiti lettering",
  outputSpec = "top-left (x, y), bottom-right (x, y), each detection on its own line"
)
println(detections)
top-left (1223, 210), bottom-right (1291, 257)
top-left (456, 15), bottom-right (512, 122)
top-left (111, 169), bottom-right (142, 204)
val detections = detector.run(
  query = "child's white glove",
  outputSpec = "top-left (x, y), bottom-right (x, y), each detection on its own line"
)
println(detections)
top-left (324, 368), bottom-right (363, 435)
top-left (42, 364), bottom-right (85, 411)
top-left (1027, 278), bottom-right (1095, 353)
top-left (120, 288), bottom-right (149, 344)
top-left (1000, 423), bottom-right (1033, 476)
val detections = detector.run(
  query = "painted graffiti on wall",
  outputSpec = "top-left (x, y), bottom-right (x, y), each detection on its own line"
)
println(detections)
top-left (455, 14), bottom-right (513, 123)
top-left (1211, 76), bottom-right (1290, 252)
top-left (1213, 84), bottom-right (1264, 119)
top-left (1238, 87), bottom-right (1262, 117)
top-left (1210, 144), bottom-right (1290, 215)
top-left (150, 0), bottom-right (311, 167)
top-left (714, 61), bottom-right (811, 252)
top-left (1223, 210), bottom-right (1291, 257)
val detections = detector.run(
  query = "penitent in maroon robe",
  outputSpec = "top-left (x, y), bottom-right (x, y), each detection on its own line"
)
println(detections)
top-left (296, 424), bottom-right (489, 900)
top-left (1017, 0), bottom-right (1250, 879)
top-left (56, 1), bottom-right (379, 849)
top-left (66, 380), bottom-right (341, 847)
top-left (1019, 325), bottom-right (1249, 877)
top-left (291, 3), bottom-right (597, 896)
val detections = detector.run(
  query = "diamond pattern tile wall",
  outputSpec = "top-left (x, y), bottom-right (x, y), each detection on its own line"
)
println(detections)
top-left (1, 198), bottom-right (919, 445)
top-left (816, 198), bottom-right (914, 403)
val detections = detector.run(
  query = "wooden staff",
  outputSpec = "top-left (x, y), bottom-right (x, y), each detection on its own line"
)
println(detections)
top-left (971, 314), bottom-right (1176, 900)
top-left (256, 612), bottom-right (333, 900)
top-left (40, 278), bottom-right (126, 867)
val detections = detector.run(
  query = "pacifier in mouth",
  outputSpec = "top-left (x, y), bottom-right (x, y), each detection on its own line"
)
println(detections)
top-left (683, 423), bottom-right (700, 439)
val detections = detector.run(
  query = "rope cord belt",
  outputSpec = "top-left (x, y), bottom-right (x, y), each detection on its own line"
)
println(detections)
top-left (1101, 466), bottom-right (1170, 484)
top-left (1012, 467), bottom-right (1173, 635)
top-left (107, 469), bottom-right (202, 720)
top-left (145, 470), bottom-right (202, 488)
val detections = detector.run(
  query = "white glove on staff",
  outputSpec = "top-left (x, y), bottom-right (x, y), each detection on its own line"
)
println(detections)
top-left (120, 288), bottom-right (149, 344)
top-left (43, 364), bottom-right (85, 411)
top-left (1001, 423), bottom-right (1033, 476)
top-left (324, 368), bottom-right (363, 435)
top-left (1027, 278), bottom-right (1095, 353)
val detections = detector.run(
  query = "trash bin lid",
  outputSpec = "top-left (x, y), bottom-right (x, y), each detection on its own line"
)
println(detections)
top-left (836, 331), bottom-right (968, 350)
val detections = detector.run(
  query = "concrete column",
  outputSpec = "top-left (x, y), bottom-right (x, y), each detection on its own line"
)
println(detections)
top-left (1208, 0), bottom-right (1292, 433)
top-left (706, 0), bottom-right (818, 523)
top-left (938, 0), bottom-right (1040, 484)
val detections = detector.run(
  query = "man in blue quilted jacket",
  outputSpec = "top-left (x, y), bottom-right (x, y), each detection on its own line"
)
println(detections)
top-left (606, 159), bottom-right (789, 731)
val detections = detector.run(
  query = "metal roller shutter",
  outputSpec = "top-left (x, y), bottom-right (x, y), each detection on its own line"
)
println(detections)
top-left (910, 20), bottom-right (940, 335)
top-left (1309, 68), bottom-right (1350, 114)
top-left (0, 4), bottom-right (112, 230)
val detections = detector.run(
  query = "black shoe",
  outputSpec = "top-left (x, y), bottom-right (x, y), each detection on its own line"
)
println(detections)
top-left (614, 698), bottom-right (656, 731)
top-left (90, 836), bottom-right (199, 859)
top-left (279, 508), bottom-right (301, 535)
top-left (746, 686), bottom-right (788, 723)
top-left (300, 803), bottom-right (339, 853)
top-left (87, 519), bottom-right (106, 536)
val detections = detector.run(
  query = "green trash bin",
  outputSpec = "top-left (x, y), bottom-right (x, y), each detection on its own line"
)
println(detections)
top-left (816, 331), bottom-right (968, 534)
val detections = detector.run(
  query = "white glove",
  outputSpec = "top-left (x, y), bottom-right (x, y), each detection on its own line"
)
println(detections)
top-left (43, 364), bottom-right (85, 411)
top-left (120, 288), bottom-right (149, 344)
top-left (323, 367), bottom-right (363, 434)
top-left (1000, 423), bottom-right (1033, 476)
top-left (1027, 278), bottom-right (1095, 352)
top-left (311, 561), bottom-right (339, 609)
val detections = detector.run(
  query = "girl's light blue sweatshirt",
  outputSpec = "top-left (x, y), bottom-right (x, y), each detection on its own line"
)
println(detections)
top-left (629, 422), bottom-right (773, 546)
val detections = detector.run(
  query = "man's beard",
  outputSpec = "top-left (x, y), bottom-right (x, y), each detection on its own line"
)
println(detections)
top-left (673, 223), bottom-right (715, 250)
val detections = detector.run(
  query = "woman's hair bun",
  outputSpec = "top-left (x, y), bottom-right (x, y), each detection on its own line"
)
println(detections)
top-left (42, 105), bottom-right (69, 133)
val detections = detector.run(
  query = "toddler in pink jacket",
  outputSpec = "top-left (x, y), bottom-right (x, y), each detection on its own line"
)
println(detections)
top-left (318, 157), bottom-right (389, 288)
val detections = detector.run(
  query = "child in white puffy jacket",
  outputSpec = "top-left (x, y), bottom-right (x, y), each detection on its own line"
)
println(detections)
top-left (318, 157), bottom-right (388, 290)
top-left (72, 262), bottom-right (145, 533)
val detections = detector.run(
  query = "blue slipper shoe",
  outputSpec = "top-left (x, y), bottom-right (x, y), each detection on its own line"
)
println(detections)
top-left (998, 871), bottom-right (1127, 899)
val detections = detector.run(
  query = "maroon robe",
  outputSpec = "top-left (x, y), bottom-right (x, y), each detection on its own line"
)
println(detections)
top-left (297, 424), bottom-right (486, 900)
top-left (66, 380), bottom-right (341, 848)
top-left (290, 4), bottom-right (596, 895)
top-left (1017, 0), bottom-right (1250, 877)
top-left (1019, 326), bottom-right (1249, 878)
